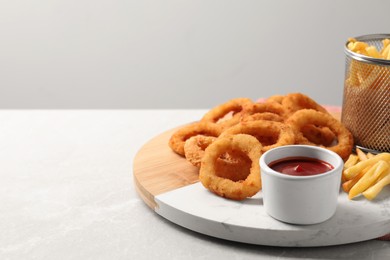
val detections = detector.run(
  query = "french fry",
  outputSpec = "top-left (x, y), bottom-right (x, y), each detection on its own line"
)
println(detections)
top-left (344, 154), bottom-right (359, 169)
top-left (350, 42), bottom-right (369, 52)
top-left (348, 160), bottom-right (389, 199)
top-left (343, 153), bottom-right (390, 180)
top-left (346, 38), bottom-right (390, 89)
top-left (343, 154), bottom-right (359, 181)
top-left (347, 38), bottom-right (357, 50)
top-left (342, 166), bottom-right (370, 193)
top-left (366, 46), bottom-right (382, 59)
top-left (343, 172), bottom-right (364, 193)
top-left (347, 59), bottom-right (364, 87)
top-left (381, 39), bottom-right (390, 56)
top-left (363, 168), bottom-right (390, 200)
top-left (356, 147), bottom-right (368, 161)
top-left (359, 67), bottom-right (382, 89)
top-left (382, 45), bottom-right (390, 59)
top-left (348, 38), bottom-right (390, 60)
top-left (356, 49), bottom-right (368, 56)
top-left (343, 37), bottom-right (390, 200)
top-left (382, 38), bottom-right (390, 48)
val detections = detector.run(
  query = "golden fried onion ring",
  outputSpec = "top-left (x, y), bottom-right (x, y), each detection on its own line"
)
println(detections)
top-left (286, 109), bottom-right (353, 160)
top-left (201, 98), bottom-right (253, 129)
top-left (301, 125), bottom-right (336, 147)
top-left (244, 102), bottom-right (286, 118)
top-left (168, 122), bottom-right (222, 156)
top-left (241, 112), bottom-right (284, 123)
top-left (199, 134), bottom-right (262, 200)
top-left (266, 95), bottom-right (285, 104)
top-left (184, 135), bottom-right (217, 167)
top-left (220, 120), bottom-right (296, 153)
top-left (184, 135), bottom-right (253, 182)
top-left (282, 93), bottom-right (329, 116)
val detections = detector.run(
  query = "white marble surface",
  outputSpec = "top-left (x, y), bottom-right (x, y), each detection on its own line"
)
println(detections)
top-left (156, 183), bottom-right (390, 247)
top-left (0, 110), bottom-right (389, 259)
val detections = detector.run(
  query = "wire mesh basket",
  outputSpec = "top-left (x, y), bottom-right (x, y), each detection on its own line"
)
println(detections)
top-left (341, 34), bottom-right (390, 153)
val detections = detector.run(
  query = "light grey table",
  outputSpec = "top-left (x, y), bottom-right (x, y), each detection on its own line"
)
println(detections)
top-left (0, 110), bottom-right (389, 259)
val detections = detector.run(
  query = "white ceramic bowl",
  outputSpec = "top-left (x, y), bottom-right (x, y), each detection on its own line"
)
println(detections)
top-left (260, 145), bottom-right (343, 225)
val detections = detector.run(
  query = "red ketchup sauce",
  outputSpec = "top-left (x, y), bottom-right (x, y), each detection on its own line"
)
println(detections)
top-left (268, 157), bottom-right (334, 176)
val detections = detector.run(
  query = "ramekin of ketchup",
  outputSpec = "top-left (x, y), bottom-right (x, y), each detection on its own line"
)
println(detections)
top-left (260, 145), bottom-right (343, 225)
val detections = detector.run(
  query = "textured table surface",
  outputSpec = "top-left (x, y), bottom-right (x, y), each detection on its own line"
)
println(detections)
top-left (0, 110), bottom-right (389, 259)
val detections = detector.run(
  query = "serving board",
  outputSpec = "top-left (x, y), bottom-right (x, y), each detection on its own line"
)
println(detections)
top-left (133, 115), bottom-right (390, 247)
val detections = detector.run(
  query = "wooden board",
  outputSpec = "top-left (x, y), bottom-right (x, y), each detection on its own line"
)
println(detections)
top-left (133, 126), bottom-right (199, 209)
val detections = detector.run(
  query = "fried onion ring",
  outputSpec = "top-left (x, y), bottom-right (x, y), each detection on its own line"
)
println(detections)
top-left (241, 112), bottom-right (284, 123)
top-left (184, 135), bottom-right (251, 175)
top-left (184, 135), bottom-right (217, 167)
top-left (199, 134), bottom-right (262, 200)
top-left (201, 98), bottom-right (253, 129)
top-left (184, 135), bottom-right (253, 182)
top-left (266, 94), bottom-right (285, 104)
top-left (282, 93), bottom-right (329, 116)
top-left (244, 102), bottom-right (287, 118)
top-left (220, 120), bottom-right (296, 153)
top-left (168, 122), bottom-right (222, 156)
top-left (301, 125), bottom-right (336, 147)
top-left (286, 109), bottom-right (353, 160)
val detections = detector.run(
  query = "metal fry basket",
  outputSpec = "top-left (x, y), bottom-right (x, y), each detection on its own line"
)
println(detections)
top-left (342, 34), bottom-right (390, 153)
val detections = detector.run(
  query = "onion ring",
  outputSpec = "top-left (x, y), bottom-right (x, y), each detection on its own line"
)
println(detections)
top-left (184, 135), bottom-right (250, 174)
top-left (266, 95), bottom-right (285, 104)
top-left (201, 98), bottom-right (253, 129)
top-left (301, 125), bottom-right (336, 147)
top-left (220, 120), bottom-right (296, 153)
top-left (184, 135), bottom-right (252, 181)
top-left (244, 102), bottom-right (287, 118)
top-left (199, 134), bottom-right (262, 200)
top-left (241, 112), bottom-right (284, 123)
top-left (282, 93), bottom-right (329, 116)
top-left (168, 122), bottom-right (222, 156)
top-left (286, 109), bottom-right (353, 160)
top-left (184, 135), bottom-right (217, 167)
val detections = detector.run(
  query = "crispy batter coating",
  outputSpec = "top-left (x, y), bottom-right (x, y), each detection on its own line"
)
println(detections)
top-left (282, 93), bottom-right (329, 116)
top-left (199, 134), bottom-right (262, 200)
top-left (266, 95), bottom-right (285, 104)
top-left (301, 125), bottom-right (336, 147)
top-left (220, 120), bottom-right (296, 153)
top-left (286, 109), bottom-right (353, 160)
top-left (184, 135), bottom-right (217, 167)
top-left (244, 102), bottom-right (287, 118)
top-left (241, 112), bottom-right (284, 123)
top-left (201, 98), bottom-right (254, 129)
top-left (168, 122), bottom-right (222, 156)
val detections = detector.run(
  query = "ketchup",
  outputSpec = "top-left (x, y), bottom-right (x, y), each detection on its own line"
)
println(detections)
top-left (268, 157), bottom-right (333, 176)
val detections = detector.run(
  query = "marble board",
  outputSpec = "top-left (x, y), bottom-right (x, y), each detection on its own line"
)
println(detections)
top-left (133, 126), bottom-right (390, 247)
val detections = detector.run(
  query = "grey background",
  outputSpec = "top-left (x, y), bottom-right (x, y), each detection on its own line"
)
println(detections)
top-left (0, 0), bottom-right (389, 109)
